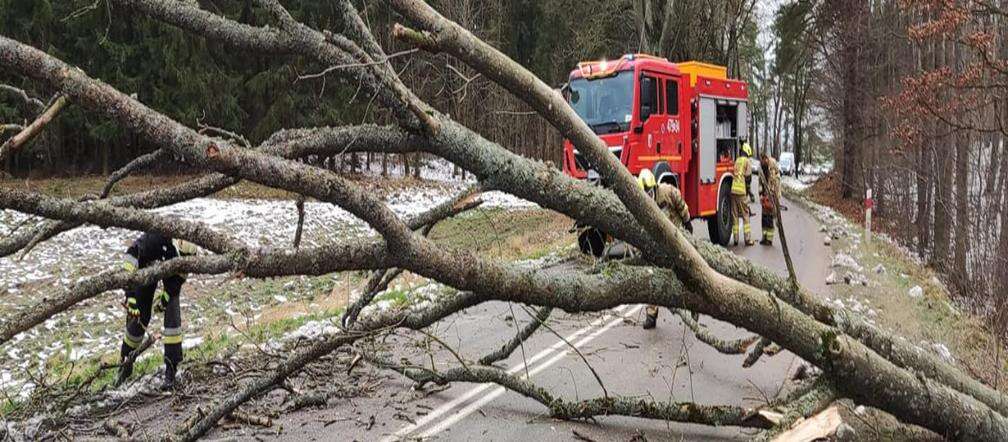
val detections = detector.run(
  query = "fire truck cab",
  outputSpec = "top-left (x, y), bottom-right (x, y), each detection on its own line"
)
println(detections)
top-left (562, 54), bottom-right (749, 248)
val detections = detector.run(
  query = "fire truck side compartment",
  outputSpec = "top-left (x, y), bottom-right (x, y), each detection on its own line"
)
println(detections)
top-left (699, 97), bottom-right (718, 184)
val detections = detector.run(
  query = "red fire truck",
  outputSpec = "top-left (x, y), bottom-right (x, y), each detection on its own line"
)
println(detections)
top-left (561, 54), bottom-right (749, 251)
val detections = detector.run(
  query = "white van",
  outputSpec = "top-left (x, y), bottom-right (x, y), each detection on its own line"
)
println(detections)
top-left (779, 152), bottom-right (796, 176)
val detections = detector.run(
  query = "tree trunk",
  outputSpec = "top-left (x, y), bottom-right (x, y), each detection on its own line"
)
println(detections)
top-left (838, 0), bottom-right (868, 199)
top-left (932, 37), bottom-right (953, 269)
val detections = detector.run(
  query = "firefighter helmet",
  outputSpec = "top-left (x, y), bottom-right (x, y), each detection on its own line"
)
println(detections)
top-left (741, 142), bottom-right (753, 157)
top-left (637, 169), bottom-right (657, 191)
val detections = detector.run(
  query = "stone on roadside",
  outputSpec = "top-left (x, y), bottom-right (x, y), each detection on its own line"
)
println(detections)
top-left (843, 272), bottom-right (868, 286)
top-left (873, 264), bottom-right (885, 274)
top-left (826, 271), bottom-right (841, 285)
top-left (823, 236), bottom-right (832, 246)
top-left (908, 285), bottom-right (924, 299)
top-left (832, 253), bottom-right (863, 272)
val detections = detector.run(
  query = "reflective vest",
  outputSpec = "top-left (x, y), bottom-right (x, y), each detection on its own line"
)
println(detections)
top-left (732, 156), bottom-right (749, 195)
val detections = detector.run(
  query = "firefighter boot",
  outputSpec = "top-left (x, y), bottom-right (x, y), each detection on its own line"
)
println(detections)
top-left (642, 306), bottom-right (659, 330)
top-left (161, 362), bottom-right (178, 391)
top-left (116, 342), bottom-right (134, 386)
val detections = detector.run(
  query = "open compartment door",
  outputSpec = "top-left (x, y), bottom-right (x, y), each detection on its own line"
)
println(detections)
top-left (699, 97), bottom-right (718, 184)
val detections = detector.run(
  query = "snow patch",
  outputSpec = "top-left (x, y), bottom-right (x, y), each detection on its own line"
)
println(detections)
top-left (930, 342), bottom-right (955, 364)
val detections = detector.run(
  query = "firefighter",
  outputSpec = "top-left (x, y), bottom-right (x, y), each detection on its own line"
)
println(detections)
top-left (117, 232), bottom-right (198, 390)
top-left (759, 152), bottom-right (782, 246)
top-left (731, 142), bottom-right (755, 246)
top-left (745, 156), bottom-right (755, 204)
top-left (637, 169), bottom-right (692, 329)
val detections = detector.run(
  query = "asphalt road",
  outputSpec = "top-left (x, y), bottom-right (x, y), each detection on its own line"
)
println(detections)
top-left (379, 194), bottom-right (833, 441)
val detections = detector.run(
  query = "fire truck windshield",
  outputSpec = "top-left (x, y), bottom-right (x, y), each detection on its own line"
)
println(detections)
top-left (568, 70), bottom-right (634, 134)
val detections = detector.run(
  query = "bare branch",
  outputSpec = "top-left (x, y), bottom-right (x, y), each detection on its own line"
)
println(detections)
top-left (0, 187), bottom-right (244, 254)
top-left (0, 95), bottom-right (68, 163)
top-left (1, 123), bottom-right (24, 134)
top-left (675, 309), bottom-right (760, 355)
top-left (0, 84), bottom-right (44, 111)
top-left (292, 195), bottom-right (306, 249)
top-left (296, 48), bottom-right (418, 82)
top-left (376, 358), bottom-right (774, 428)
top-left (99, 148), bottom-right (171, 198)
top-left (479, 306), bottom-right (552, 365)
top-left (0, 255), bottom-right (232, 345)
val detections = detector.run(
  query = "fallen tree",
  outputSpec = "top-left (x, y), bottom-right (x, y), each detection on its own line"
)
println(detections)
top-left (0, 1), bottom-right (1005, 440)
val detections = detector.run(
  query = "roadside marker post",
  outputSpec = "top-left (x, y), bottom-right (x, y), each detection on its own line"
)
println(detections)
top-left (864, 188), bottom-right (873, 243)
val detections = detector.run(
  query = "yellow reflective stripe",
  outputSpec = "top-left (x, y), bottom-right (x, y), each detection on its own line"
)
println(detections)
top-left (123, 254), bottom-right (138, 272)
top-left (123, 335), bottom-right (142, 348)
top-left (163, 335), bottom-right (183, 345)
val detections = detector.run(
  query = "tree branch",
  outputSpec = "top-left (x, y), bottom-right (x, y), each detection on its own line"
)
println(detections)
top-left (479, 306), bottom-right (552, 365)
top-left (376, 359), bottom-right (774, 428)
top-left (675, 309), bottom-right (760, 355)
top-left (0, 84), bottom-right (44, 112)
top-left (0, 95), bottom-right (68, 163)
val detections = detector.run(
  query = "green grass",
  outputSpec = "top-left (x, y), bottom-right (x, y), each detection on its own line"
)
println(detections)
top-left (1, 398), bottom-right (21, 415)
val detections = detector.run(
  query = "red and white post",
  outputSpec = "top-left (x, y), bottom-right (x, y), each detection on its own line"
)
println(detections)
top-left (864, 188), bottom-right (873, 243)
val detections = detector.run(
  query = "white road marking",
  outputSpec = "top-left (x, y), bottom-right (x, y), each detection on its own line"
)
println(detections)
top-left (385, 304), bottom-right (642, 441)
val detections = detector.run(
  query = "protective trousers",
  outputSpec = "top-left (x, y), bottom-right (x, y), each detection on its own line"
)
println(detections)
top-left (731, 193), bottom-right (752, 244)
top-left (121, 275), bottom-right (184, 369)
top-left (761, 199), bottom-right (775, 244)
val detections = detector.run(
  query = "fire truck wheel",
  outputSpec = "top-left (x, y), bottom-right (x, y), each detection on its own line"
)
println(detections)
top-left (577, 228), bottom-right (606, 258)
top-left (707, 180), bottom-right (733, 246)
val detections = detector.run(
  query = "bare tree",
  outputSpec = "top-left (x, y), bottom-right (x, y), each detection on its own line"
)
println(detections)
top-left (0, 0), bottom-right (1006, 440)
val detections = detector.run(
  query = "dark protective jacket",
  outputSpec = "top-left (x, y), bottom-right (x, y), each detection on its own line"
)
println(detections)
top-left (124, 232), bottom-right (180, 272)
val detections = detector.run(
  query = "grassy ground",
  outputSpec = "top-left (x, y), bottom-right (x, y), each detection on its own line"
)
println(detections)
top-left (0, 206), bottom-right (574, 419)
top-left (787, 177), bottom-right (1008, 396)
